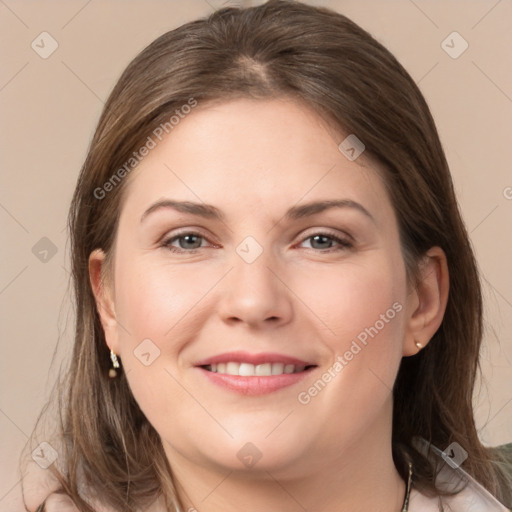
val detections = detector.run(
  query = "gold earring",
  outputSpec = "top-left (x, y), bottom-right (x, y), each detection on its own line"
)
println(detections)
top-left (109, 350), bottom-right (120, 378)
top-left (415, 341), bottom-right (423, 350)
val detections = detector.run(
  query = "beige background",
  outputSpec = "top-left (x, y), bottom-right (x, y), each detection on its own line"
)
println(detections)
top-left (1, 0), bottom-right (511, 509)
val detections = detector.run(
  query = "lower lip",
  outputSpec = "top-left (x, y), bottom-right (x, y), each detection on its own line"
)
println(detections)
top-left (197, 367), bottom-right (314, 395)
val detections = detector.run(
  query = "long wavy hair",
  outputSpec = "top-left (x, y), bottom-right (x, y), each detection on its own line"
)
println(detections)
top-left (22, 1), bottom-right (511, 510)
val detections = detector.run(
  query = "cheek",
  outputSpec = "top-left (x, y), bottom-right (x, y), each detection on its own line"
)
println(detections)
top-left (110, 253), bottom-right (234, 426)
top-left (293, 254), bottom-right (407, 411)
top-left (113, 255), bottom-right (220, 344)
top-left (111, 256), bottom-right (217, 435)
top-left (294, 256), bottom-right (406, 352)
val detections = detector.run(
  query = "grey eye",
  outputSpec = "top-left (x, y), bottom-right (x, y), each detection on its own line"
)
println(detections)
top-left (175, 234), bottom-right (204, 249)
top-left (308, 235), bottom-right (335, 249)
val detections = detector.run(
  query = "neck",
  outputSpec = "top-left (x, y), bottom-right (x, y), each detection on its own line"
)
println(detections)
top-left (164, 403), bottom-right (406, 512)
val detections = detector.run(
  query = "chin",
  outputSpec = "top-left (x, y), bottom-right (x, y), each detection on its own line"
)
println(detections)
top-left (193, 427), bottom-right (313, 476)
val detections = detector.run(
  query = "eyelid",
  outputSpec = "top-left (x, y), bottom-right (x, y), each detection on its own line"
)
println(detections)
top-left (296, 226), bottom-right (354, 244)
top-left (160, 227), bottom-right (215, 243)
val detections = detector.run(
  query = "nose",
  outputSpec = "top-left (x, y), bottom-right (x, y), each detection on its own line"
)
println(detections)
top-left (217, 251), bottom-right (294, 329)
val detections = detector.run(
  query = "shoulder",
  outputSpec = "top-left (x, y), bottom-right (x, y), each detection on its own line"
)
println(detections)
top-left (491, 442), bottom-right (512, 470)
top-left (409, 483), bottom-right (510, 512)
top-left (36, 493), bottom-right (80, 512)
top-left (490, 443), bottom-right (512, 504)
top-left (410, 437), bottom-right (511, 511)
top-left (20, 460), bottom-right (113, 512)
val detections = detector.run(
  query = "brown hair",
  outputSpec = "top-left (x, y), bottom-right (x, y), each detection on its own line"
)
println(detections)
top-left (22, 1), bottom-right (511, 510)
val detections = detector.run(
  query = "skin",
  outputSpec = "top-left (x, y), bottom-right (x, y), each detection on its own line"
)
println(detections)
top-left (89, 97), bottom-right (449, 512)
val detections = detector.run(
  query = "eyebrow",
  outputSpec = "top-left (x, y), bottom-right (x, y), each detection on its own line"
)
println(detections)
top-left (286, 199), bottom-right (375, 224)
top-left (141, 200), bottom-right (224, 223)
top-left (140, 199), bottom-right (375, 224)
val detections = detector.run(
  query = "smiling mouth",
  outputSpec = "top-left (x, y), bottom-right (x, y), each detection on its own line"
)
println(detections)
top-left (202, 362), bottom-right (316, 376)
top-left (197, 353), bottom-right (318, 395)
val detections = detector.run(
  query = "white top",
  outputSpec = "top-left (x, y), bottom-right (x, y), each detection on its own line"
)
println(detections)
top-left (409, 438), bottom-right (510, 511)
top-left (409, 485), bottom-right (509, 511)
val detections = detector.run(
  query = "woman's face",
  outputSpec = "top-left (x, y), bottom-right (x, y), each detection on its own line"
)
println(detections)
top-left (95, 97), bottom-right (414, 478)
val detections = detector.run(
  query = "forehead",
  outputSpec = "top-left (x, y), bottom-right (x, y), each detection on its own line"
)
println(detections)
top-left (119, 97), bottom-right (391, 221)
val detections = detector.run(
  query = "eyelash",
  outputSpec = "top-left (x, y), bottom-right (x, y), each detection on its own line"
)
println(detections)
top-left (161, 229), bottom-right (353, 254)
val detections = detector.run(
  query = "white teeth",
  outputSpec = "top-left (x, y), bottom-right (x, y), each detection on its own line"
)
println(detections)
top-left (207, 362), bottom-right (306, 376)
top-left (284, 364), bottom-right (295, 374)
top-left (255, 363), bottom-right (272, 376)
top-left (226, 362), bottom-right (239, 375)
top-left (238, 363), bottom-right (255, 376)
top-left (271, 362), bottom-right (284, 375)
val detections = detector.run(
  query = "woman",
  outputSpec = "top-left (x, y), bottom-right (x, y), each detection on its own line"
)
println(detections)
top-left (21, 1), bottom-right (512, 511)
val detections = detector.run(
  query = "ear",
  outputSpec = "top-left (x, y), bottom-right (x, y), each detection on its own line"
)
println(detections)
top-left (403, 246), bottom-right (449, 356)
top-left (88, 249), bottom-right (119, 354)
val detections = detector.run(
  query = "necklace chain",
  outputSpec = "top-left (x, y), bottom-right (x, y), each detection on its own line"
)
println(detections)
top-left (401, 462), bottom-right (413, 512)
top-left (176, 463), bottom-right (415, 512)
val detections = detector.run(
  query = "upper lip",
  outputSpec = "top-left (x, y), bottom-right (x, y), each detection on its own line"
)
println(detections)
top-left (195, 351), bottom-right (316, 367)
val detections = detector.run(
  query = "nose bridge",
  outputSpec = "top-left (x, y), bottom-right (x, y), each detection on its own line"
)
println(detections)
top-left (217, 242), bottom-right (293, 326)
